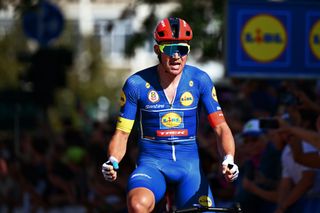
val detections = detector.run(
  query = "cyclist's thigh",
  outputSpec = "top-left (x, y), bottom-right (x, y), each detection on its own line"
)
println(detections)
top-left (175, 163), bottom-right (214, 209)
top-left (127, 164), bottom-right (166, 203)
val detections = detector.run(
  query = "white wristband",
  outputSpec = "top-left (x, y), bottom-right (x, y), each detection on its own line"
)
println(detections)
top-left (108, 156), bottom-right (119, 170)
top-left (109, 156), bottom-right (118, 163)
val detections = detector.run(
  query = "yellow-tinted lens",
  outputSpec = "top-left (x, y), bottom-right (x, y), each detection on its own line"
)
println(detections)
top-left (159, 43), bottom-right (190, 57)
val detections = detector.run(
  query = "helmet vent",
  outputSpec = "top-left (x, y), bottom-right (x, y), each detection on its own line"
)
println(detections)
top-left (169, 18), bottom-right (180, 38)
top-left (186, 31), bottom-right (191, 36)
top-left (158, 31), bottom-right (165, 37)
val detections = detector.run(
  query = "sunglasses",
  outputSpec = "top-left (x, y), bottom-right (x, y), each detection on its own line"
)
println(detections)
top-left (158, 43), bottom-right (190, 57)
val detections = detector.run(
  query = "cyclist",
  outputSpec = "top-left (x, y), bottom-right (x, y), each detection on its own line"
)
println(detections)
top-left (102, 17), bottom-right (239, 212)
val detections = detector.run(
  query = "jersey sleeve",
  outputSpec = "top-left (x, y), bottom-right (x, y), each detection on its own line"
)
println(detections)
top-left (198, 71), bottom-right (225, 128)
top-left (116, 76), bottom-right (139, 133)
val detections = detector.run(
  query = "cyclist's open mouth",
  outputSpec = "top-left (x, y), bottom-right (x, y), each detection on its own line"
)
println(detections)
top-left (169, 62), bottom-right (181, 70)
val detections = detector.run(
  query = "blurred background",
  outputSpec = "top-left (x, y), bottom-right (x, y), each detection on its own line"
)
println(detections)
top-left (0, 0), bottom-right (319, 212)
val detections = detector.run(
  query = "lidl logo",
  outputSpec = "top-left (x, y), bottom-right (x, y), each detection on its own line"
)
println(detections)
top-left (241, 14), bottom-right (287, 63)
top-left (212, 87), bottom-right (218, 102)
top-left (180, 92), bottom-right (193, 106)
top-left (161, 112), bottom-right (183, 128)
top-left (120, 90), bottom-right (126, 106)
top-left (198, 196), bottom-right (212, 207)
top-left (310, 20), bottom-right (320, 60)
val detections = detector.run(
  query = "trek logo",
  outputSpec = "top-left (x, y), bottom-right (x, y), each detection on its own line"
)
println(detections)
top-left (160, 112), bottom-right (184, 128)
top-left (310, 20), bottom-right (320, 59)
top-left (157, 129), bottom-right (188, 137)
top-left (241, 14), bottom-right (287, 63)
top-left (180, 92), bottom-right (193, 106)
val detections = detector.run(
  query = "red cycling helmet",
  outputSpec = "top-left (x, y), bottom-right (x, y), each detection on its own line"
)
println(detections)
top-left (154, 17), bottom-right (193, 43)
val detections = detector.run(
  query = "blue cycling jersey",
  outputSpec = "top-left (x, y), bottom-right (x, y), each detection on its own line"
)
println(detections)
top-left (117, 64), bottom-right (224, 143)
top-left (117, 64), bottom-right (225, 209)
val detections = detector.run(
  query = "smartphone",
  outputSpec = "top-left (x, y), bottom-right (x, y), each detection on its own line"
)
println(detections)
top-left (259, 118), bottom-right (279, 129)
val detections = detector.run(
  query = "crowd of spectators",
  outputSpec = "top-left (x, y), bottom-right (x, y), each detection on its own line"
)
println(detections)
top-left (0, 78), bottom-right (319, 213)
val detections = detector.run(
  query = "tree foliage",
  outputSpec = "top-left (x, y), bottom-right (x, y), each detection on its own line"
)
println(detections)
top-left (125, 0), bottom-right (225, 62)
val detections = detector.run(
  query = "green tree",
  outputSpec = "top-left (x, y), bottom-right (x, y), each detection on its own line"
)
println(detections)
top-left (0, 21), bottom-right (28, 90)
top-left (125, 0), bottom-right (225, 62)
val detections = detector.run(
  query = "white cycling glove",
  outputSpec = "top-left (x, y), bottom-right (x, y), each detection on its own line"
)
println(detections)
top-left (101, 156), bottom-right (119, 182)
top-left (222, 154), bottom-right (239, 182)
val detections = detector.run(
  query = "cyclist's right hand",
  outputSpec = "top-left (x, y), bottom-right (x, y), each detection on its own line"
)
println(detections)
top-left (101, 156), bottom-right (119, 182)
top-left (222, 154), bottom-right (239, 182)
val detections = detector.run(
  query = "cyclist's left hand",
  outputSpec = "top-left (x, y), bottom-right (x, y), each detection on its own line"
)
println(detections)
top-left (222, 155), bottom-right (239, 182)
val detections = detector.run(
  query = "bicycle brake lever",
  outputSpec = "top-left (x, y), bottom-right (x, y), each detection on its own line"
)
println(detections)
top-left (227, 164), bottom-right (233, 170)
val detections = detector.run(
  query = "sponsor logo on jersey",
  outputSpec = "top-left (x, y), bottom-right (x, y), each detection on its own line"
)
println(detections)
top-left (145, 82), bottom-right (150, 88)
top-left (180, 91), bottom-right (194, 106)
top-left (145, 104), bottom-right (165, 109)
top-left (198, 196), bottom-right (213, 207)
top-left (212, 87), bottom-right (218, 102)
top-left (310, 20), bottom-right (320, 59)
top-left (120, 90), bottom-right (126, 106)
top-left (131, 173), bottom-right (152, 179)
top-left (156, 129), bottom-right (188, 137)
top-left (241, 14), bottom-right (287, 63)
top-left (189, 80), bottom-right (194, 87)
top-left (160, 112), bottom-right (183, 128)
top-left (148, 90), bottom-right (159, 103)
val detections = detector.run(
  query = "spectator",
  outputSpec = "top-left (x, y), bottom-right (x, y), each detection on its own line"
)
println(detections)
top-left (278, 113), bottom-right (320, 168)
top-left (235, 119), bottom-right (282, 213)
top-left (242, 85), bottom-right (320, 213)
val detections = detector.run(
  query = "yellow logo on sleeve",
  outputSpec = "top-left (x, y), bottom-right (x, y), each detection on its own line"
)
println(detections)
top-left (120, 90), bottom-right (126, 106)
top-left (212, 87), bottom-right (218, 102)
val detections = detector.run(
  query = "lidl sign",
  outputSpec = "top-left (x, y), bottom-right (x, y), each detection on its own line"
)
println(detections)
top-left (226, 0), bottom-right (320, 78)
top-left (307, 12), bottom-right (320, 67)
top-left (241, 14), bottom-right (287, 63)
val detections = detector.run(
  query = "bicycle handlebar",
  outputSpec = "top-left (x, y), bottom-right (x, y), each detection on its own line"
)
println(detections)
top-left (174, 203), bottom-right (242, 213)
